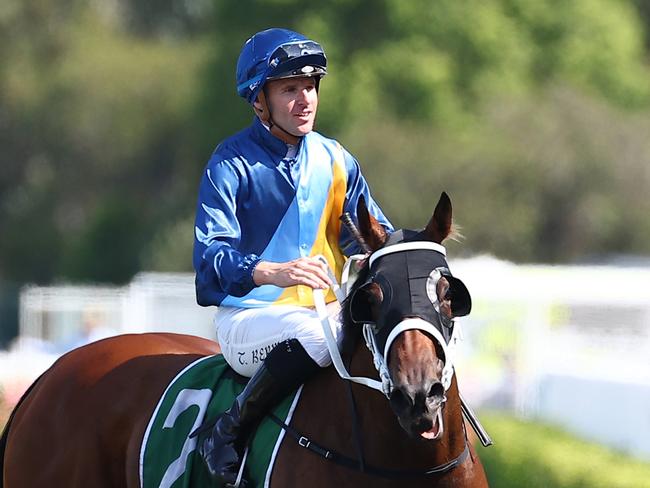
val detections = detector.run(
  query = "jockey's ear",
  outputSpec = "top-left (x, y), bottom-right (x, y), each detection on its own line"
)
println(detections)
top-left (357, 195), bottom-right (388, 251)
top-left (253, 91), bottom-right (270, 123)
top-left (423, 192), bottom-right (452, 244)
top-left (349, 282), bottom-right (382, 324)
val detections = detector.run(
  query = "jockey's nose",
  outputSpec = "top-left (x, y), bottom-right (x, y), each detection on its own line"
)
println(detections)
top-left (296, 88), bottom-right (310, 105)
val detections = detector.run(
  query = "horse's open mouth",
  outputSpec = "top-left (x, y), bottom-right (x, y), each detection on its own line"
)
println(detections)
top-left (420, 408), bottom-right (444, 440)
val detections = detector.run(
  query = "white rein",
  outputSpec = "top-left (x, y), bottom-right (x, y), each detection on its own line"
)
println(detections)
top-left (313, 254), bottom-right (388, 395)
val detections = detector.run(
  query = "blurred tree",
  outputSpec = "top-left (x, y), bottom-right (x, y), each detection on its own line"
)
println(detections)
top-left (0, 0), bottom-right (209, 283)
top-left (345, 86), bottom-right (650, 262)
top-left (632, 0), bottom-right (650, 50)
top-left (196, 0), bottom-right (650, 146)
top-left (194, 0), bottom-right (650, 264)
top-left (118, 0), bottom-right (213, 38)
top-left (62, 198), bottom-right (146, 283)
top-left (1, 0), bottom-right (650, 286)
top-left (0, 281), bottom-right (19, 348)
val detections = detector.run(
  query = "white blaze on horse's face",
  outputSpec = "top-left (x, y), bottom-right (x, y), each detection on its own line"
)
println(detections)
top-left (387, 323), bottom-right (449, 440)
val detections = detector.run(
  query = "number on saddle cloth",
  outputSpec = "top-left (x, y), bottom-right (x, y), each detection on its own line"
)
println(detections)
top-left (140, 355), bottom-right (301, 488)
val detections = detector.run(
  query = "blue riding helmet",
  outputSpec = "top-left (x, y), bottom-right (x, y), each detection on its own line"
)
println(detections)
top-left (236, 28), bottom-right (327, 104)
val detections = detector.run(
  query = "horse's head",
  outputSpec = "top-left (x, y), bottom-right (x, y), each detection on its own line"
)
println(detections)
top-left (346, 192), bottom-right (472, 440)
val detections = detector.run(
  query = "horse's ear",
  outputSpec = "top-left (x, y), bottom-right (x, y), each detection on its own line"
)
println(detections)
top-left (357, 195), bottom-right (388, 251)
top-left (423, 192), bottom-right (452, 243)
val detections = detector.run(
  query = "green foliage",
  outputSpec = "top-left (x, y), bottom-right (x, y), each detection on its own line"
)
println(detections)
top-left (143, 216), bottom-right (195, 272)
top-left (633, 0), bottom-right (650, 49)
top-left (61, 198), bottom-right (147, 283)
top-left (345, 85), bottom-right (650, 262)
top-left (1, 0), bottom-right (650, 284)
top-left (303, 0), bottom-right (649, 132)
top-left (0, 1), bottom-right (208, 283)
top-left (0, 281), bottom-right (19, 348)
top-left (478, 412), bottom-right (650, 487)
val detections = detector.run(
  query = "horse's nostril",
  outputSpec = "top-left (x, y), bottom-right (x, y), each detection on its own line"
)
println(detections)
top-left (415, 418), bottom-right (433, 433)
top-left (428, 381), bottom-right (444, 399)
top-left (390, 388), bottom-right (412, 412)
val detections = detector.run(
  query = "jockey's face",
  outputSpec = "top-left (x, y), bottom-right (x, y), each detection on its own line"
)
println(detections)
top-left (257, 77), bottom-right (319, 137)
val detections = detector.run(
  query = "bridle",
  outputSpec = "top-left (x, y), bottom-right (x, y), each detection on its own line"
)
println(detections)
top-left (313, 240), bottom-right (463, 397)
top-left (312, 226), bottom-right (491, 450)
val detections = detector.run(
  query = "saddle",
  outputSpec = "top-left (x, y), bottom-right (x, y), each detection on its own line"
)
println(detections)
top-left (140, 354), bottom-right (301, 488)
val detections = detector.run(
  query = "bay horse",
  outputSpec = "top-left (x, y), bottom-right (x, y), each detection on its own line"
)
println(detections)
top-left (1, 192), bottom-right (488, 487)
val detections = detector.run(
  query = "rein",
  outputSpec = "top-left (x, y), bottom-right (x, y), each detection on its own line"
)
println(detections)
top-left (272, 249), bottom-right (471, 480)
top-left (267, 413), bottom-right (470, 480)
top-left (256, 242), bottom-right (492, 480)
top-left (313, 254), bottom-right (387, 393)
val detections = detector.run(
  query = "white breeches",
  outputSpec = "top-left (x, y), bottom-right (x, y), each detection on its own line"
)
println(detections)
top-left (214, 302), bottom-right (343, 377)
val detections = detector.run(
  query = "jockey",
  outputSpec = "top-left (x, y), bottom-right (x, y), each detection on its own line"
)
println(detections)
top-left (193, 27), bottom-right (393, 485)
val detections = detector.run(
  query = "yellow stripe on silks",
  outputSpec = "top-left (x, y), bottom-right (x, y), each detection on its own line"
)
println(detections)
top-left (274, 147), bottom-right (348, 307)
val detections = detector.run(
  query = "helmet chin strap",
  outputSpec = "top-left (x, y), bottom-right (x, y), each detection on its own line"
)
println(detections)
top-left (255, 90), bottom-right (300, 146)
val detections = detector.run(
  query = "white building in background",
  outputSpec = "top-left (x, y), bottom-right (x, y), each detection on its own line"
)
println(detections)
top-left (18, 273), bottom-right (215, 350)
top-left (452, 257), bottom-right (650, 460)
top-left (9, 260), bottom-right (650, 460)
top-left (1, 273), bottom-right (215, 406)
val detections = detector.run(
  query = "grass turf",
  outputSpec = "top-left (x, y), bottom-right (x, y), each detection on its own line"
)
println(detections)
top-left (477, 412), bottom-right (650, 488)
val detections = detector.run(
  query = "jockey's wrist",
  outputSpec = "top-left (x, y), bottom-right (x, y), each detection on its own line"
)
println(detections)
top-left (252, 260), bottom-right (276, 286)
top-left (248, 256), bottom-right (264, 287)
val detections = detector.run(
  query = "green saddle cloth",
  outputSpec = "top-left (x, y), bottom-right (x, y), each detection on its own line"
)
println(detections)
top-left (140, 355), bottom-right (301, 488)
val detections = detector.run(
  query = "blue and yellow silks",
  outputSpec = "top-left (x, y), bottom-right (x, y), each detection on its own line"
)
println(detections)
top-left (193, 117), bottom-right (392, 308)
top-left (221, 133), bottom-right (347, 308)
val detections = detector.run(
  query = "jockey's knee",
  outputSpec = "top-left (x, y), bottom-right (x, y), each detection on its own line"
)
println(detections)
top-left (291, 332), bottom-right (333, 368)
top-left (289, 313), bottom-right (342, 368)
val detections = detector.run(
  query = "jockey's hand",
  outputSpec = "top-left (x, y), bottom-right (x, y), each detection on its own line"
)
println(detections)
top-left (253, 257), bottom-right (332, 289)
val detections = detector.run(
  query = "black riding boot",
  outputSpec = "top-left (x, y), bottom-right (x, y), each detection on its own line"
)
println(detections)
top-left (200, 339), bottom-right (320, 486)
